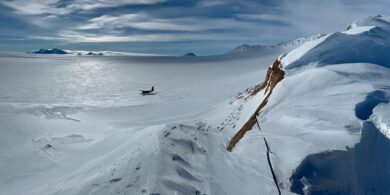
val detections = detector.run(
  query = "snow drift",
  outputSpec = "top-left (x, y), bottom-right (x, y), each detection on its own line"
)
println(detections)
top-left (281, 15), bottom-right (390, 69)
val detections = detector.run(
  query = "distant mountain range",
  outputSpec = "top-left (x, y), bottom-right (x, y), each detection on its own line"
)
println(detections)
top-left (31, 48), bottom-right (68, 54)
top-left (183, 52), bottom-right (197, 57)
top-left (231, 33), bottom-right (327, 52)
top-left (28, 49), bottom-right (162, 56)
top-left (29, 33), bottom-right (327, 57)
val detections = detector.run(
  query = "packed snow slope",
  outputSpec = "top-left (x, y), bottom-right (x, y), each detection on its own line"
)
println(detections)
top-left (0, 46), bottom-right (285, 195)
top-left (265, 15), bottom-right (390, 194)
top-left (281, 15), bottom-right (390, 69)
top-left (1, 15), bottom-right (390, 195)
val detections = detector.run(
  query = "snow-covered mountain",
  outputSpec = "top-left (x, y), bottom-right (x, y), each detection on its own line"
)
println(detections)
top-left (31, 48), bottom-right (68, 54)
top-left (277, 33), bottom-right (327, 47)
top-left (1, 15), bottom-right (390, 195)
top-left (29, 48), bottom-right (162, 56)
top-left (66, 50), bottom-right (163, 56)
top-left (281, 16), bottom-right (390, 69)
top-left (232, 33), bottom-right (326, 53)
top-left (183, 52), bottom-right (197, 57)
top-left (232, 44), bottom-right (274, 52)
top-left (266, 15), bottom-right (390, 194)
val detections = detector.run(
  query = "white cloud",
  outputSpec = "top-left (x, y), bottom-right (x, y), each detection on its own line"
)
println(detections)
top-left (78, 14), bottom-right (197, 31)
top-left (1, 0), bottom-right (66, 15)
top-left (197, 0), bottom-right (228, 7)
top-left (30, 30), bottom-right (255, 43)
top-left (235, 13), bottom-right (286, 23)
top-left (1, 0), bottom-right (165, 15)
top-left (4, 0), bottom-right (390, 50)
top-left (78, 13), bottom-right (259, 32)
top-left (279, 0), bottom-right (390, 35)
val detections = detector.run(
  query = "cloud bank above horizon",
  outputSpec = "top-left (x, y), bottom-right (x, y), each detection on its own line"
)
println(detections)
top-left (0, 0), bottom-right (389, 55)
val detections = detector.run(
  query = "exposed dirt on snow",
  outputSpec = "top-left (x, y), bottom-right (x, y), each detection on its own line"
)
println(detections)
top-left (227, 59), bottom-right (284, 151)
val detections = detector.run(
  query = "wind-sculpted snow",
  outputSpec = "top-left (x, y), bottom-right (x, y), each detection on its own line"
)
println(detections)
top-left (372, 103), bottom-right (390, 139)
top-left (355, 90), bottom-right (389, 120)
top-left (277, 15), bottom-right (390, 195)
top-left (282, 29), bottom-right (390, 69)
top-left (347, 15), bottom-right (390, 31)
top-left (290, 121), bottom-right (390, 195)
top-left (281, 16), bottom-right (390, 69)
top-left (289, 86), bottom-right (390, 194)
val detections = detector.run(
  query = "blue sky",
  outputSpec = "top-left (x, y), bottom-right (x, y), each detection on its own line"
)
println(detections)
top-left (0, 0), bottom-right (389, 55)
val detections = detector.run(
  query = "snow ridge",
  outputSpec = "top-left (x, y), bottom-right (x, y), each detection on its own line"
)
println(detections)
top-left (281, 15), bottom-right (390, 69)
top-left (227, 59), bottom-right (284, 151)
top-left (232, 33), bottom-right (326, 53)
top-left (372, 103), bottom-right (390, 139)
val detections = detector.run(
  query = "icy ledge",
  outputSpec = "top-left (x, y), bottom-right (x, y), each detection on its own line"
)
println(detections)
top-left (290, 103), bottom-right (390, 194)
top-left (371, 103), bottom-right (390, 139)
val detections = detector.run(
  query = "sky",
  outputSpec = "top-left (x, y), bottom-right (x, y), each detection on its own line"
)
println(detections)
top-left (0, 0), bottom-right (389, 55)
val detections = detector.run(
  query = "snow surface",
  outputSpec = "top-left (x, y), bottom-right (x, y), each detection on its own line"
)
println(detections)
top-left (372, 103), bottom-right (390, 139)
top-left (1, 15), bottom-right (390, 195)
top-left (342, 25), bottom-right (376, 35)
top-left (281, 15), bottom-right (390, 69)
top-left (0, 50), bottom-right (283, 194)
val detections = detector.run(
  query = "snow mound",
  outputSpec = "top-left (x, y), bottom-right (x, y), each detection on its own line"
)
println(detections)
top-left (355, 90), bottom-right (389, 120)
top-left (277, 16), bottom-right (390, 194)
top-left (281, 15), bottom-right (390, 69)
top-left (347, 15), bottom-right (390, 31)
top-left (372, 103), bottom-right (390, 139)
top-left (342, 25), bottom-right (376, 35)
